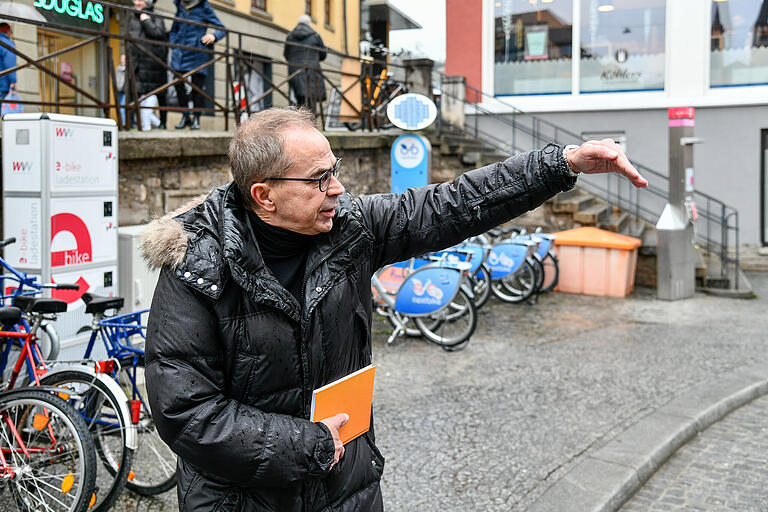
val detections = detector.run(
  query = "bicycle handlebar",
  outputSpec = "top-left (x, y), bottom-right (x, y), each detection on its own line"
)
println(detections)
top-left (54, 284), bottom-right (80, 290)
top-left (0, 237), bottom-right (16, 249)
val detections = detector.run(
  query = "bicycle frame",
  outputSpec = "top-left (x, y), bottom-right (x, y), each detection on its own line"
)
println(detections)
top-left (82, 309), bottom-right (150, 414)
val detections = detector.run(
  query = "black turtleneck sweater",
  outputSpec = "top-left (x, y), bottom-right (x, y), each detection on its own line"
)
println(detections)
top-left (246, 210), bottom-right (315, 303)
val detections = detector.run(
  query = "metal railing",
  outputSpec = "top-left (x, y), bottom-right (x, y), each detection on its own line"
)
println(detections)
top-left (0, 1), bottom-right (410, 132)
top-left (437, 76), bottom-right (740, 287)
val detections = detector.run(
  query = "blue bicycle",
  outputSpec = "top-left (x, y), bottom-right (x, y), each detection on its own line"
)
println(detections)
top-left (0, 237), bottom-right (137, 512)
top-left (372, 252), bottom-right (478, 350)
top-left (78, 295), bottom-right (177, 495)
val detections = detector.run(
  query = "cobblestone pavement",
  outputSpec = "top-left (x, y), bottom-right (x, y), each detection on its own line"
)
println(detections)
top-left (621, 394), bottom-right (768, 512)
top-left (112, 273), bottom-right (768, 511)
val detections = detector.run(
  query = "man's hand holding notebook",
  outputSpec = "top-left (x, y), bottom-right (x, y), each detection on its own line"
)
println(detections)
top-left (311, 365), bottom-right (377, 470)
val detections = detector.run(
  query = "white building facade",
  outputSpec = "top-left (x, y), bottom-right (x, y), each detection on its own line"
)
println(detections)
top-left (449, 0), bottom-right (768, 245)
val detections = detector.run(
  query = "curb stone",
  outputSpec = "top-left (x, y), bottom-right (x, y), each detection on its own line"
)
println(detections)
top-left (527, 362), bottom-right (768, 512)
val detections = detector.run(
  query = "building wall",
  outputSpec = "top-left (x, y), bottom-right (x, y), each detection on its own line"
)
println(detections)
top-left (264, 0), bottom-right (359, 57)
top-left (473, 106), bottom-right (767, 244)
top-left (3, 0), bottom-right (358, 131)
top-left (115, 132), bottom-right (468, 225)
top-left (445, 0), bottom-right (482, 97)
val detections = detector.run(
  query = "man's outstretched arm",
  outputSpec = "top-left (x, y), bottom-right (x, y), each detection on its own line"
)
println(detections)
top-left (356, 141), bottom-right (645, 270)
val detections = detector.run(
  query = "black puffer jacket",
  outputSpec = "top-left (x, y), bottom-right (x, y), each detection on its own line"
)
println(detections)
top-left (141, 145), bottom-right (575, 511)
top-left (126, 7), bottom-right (168, 96)
top-left (283, 23), bottom-right (327, 101)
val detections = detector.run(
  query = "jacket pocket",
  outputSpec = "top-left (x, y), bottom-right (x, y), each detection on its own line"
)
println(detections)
top-left (363, 432), bottom-right (385, 477)
top-left (322, 433), bottom-right (384, 509)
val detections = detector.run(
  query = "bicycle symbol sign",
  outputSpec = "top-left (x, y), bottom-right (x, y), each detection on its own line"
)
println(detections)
top-left (391, 134), bottom-right (430, 194)
top-left (393, 136), bottom-right (425, 169)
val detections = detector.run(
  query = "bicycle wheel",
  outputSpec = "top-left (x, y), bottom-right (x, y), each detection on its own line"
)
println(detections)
top-left (491, 262), bottom-right (536, 303)
top-left (469, 265), bottom-right (492, 309)
top-left (116, 358), bottom-right (177, 495)
top-left (414, 289), bottom-right (477, 348)
top-left (40, 370), bottom-right (134, 512)
top-left (0, 388), bottom-right (97, 512)
top-left (540, 251), bottom-right (559, 294)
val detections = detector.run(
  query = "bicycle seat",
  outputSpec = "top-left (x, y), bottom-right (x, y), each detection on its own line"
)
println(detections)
top-left (82, 293), bottom-right (124, 314)
top-left (0, 307), bottom-right (22, 326)
top-left (12, 297), bottom-right (67, 314)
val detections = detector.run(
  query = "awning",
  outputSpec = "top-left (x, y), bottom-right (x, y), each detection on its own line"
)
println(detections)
top-left (363, 0), bottom-right (422, 31)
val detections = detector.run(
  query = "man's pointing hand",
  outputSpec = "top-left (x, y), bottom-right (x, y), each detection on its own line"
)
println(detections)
top-left (566, 138), bottom-right (648, 189)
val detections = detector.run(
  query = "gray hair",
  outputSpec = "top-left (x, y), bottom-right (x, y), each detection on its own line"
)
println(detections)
top-left (228, 107), bottom-right (317, 206)
top-left (297, 14), bottom-right (312, 26)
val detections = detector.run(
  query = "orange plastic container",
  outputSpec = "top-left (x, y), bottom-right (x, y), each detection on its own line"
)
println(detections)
top-left (553, 227), bottom-right (642, 297)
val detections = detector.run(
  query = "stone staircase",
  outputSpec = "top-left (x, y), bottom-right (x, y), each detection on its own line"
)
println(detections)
top-left (436, 123), bottom-right (509, 166)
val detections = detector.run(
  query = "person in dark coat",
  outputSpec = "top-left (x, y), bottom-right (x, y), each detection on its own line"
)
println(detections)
top-left (284, 15), bottom-right (327, 111)
top-left (140, 107), bottom-right (647, 511)
top-left (169, 0), bottom-right (225, 129)
top-left (126, 0), bottom-right (168, 129)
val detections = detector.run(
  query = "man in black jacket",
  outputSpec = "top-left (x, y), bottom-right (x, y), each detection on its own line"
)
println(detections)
top-left (141, 107), bottom-right (646, 511)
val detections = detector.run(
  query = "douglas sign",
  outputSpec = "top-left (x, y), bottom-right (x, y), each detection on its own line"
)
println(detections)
top-left (33, 0), bottom-right (104, 23)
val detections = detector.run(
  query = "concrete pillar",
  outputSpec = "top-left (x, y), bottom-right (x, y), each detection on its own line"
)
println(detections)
top-left (440, 75), bottom-right (466, 128)
top-left (401, 58), bottom-right (434, 97)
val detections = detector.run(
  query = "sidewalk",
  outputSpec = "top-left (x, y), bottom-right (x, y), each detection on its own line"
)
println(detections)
top-left (374, 272), bottom-right (768, 511)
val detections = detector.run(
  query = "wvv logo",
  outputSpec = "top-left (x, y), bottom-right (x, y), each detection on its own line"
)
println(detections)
top-left (11, 161), bottom-right (32, 172)
top-left (55, 127), bottom-right (74, 137)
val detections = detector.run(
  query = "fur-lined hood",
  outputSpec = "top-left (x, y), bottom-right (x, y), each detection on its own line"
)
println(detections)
top-left (140, 193), bottom-right (209, 271)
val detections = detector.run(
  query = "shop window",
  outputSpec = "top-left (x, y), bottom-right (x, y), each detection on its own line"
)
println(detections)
top-left (494, 0), bottom-right (573, 95)
top-left (580, 0), bottom-right (666, 93)
top-left (711, 0), bottom-right (768, 87)
top-left (252, 0), bottom-right (266, 11)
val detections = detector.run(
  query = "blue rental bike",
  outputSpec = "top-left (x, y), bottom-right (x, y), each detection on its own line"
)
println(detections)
top-left (372, 253), bottom-right (478, 351)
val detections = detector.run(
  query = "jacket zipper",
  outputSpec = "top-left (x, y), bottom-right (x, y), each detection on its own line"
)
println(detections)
top-left (298, 231), bottom-right (358, 418)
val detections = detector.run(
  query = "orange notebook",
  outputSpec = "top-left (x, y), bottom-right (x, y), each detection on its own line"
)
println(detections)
top-left (310, 365), bottom-right (376, 444)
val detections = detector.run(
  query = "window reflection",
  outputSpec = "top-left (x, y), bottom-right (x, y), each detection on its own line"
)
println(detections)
top-left (580, 0), bottom-right (666, 93)
top-left (711, 0), bottom-right (768, 87)
top-left (494, 0), bottom-right (573, 95)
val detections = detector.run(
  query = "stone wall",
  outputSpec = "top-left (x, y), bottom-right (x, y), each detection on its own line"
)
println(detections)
top-left (117, 130), bottom-right (471, 225)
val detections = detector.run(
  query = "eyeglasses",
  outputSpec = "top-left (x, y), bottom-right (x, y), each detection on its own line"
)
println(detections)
top-left (265, 157), bottom-right (342, 192)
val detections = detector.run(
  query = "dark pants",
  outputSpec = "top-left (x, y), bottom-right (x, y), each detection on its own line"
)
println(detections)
top-left (174, 73), bottom-right (207, 117)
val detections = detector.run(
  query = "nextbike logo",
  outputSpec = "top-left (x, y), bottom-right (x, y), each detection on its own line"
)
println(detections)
top-left (33, 0), bottom-right (104, 24)
top-left (56, 161), bottom-right (82, 173)
top-left (11, 161), bottom-right (32, 173)
top-left (54, 127), bottom-right (74, 138)
top-left (488, 251), bottom-right (515, 270)
top-left (410, 277), bottom-right (443, 305)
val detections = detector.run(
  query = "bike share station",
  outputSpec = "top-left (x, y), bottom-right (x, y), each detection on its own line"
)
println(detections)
top-left (656, 107), bottom-right (699, 300)
top-left (2, 113), bottom-right (118, 358)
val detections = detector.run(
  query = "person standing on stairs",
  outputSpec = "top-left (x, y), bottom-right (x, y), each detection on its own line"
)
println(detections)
top-left (169, 0), bottom-right (225, 130)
